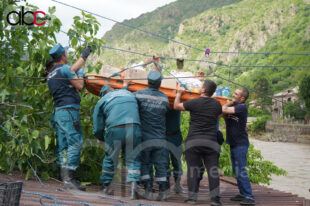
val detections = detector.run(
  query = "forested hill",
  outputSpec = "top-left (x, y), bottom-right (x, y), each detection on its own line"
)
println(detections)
top-left (100, 0), bottom-right (310, 93)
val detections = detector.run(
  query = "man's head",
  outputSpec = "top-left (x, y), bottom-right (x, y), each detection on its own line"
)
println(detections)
top-left (99, 85), bottom-right (114, 97)
top-left (176, 58), bottom-right (184, 70)
top-left (201, 80), bottom-right (217, 97)
top-left (49, 44), bottom-right (69, 64)
top-left (147, 71), bottom-right (163, 89)
top-left (233, 88), bottom-right (249, 103)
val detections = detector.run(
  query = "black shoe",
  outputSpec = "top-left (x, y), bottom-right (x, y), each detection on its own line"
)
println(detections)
top-left (143, 183), bottom-right (153, 200)
top-left (174, 178), bottom-right (186, 194)
top-left (100, 183), bottom-right (111, 195)
top-left (240, 198), bottom-right (256, 205)
top-left (211, 196), bottom-right (222, 206)
top-left (156, 184), bottom-right (168, 201)
top-left (184, 199), bottom-right (196, 205)
top-left (230, 194), bottom-right (246, 201)
top-left (61, 168), bottom-right (86, 191)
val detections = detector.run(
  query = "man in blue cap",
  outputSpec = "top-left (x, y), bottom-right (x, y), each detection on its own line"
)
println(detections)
top-left (47, 44), bottom-right (92, 191)
top-left (136, 70), bottom-right (170, 201)
top-left (92, 80), bottom-right (142, 200)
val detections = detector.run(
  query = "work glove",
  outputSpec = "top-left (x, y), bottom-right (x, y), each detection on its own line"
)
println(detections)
top-left (76, 69), bottom-right (86, 77)
top-left (81, 46), bottom-right (92, 60)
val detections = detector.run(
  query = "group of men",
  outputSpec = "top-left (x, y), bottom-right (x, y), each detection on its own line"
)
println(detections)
top-left (46, 44), bottom-right (256, 206)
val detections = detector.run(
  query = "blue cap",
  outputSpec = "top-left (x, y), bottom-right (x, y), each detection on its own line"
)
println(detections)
top-left (99, 85), bottom-right (112, 97)
top-left (147, 71), bottom-right (163, 86)
top-left (49, 44), bottom-right (69, 60)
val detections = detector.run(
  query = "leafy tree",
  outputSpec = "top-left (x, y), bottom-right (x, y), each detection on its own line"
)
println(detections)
top-left (252, 77), bottom-right (273, 112)
top-left (283, 101), bottom-right (305, 120)
top-left (299, 74), bottom-right (310, 116)
top-left (0, 0), bottom-right (287, 186)
top-left (0, 0), bottom-right (104, 182)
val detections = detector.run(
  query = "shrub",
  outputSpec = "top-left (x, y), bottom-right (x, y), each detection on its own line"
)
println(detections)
top-left (248, 115), bottom-right (272, 133)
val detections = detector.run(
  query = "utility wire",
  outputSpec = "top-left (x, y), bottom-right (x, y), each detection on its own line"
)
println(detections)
top-left (58, 29), bottom-right (310, 68)
top-left (51, 0), bottom-right (310, 56)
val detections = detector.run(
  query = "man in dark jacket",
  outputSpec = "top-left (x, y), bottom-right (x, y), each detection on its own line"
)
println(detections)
top-left (92, 81), bottom-right (142, 199)
top-left (136, 71), bottom-right (170, 201)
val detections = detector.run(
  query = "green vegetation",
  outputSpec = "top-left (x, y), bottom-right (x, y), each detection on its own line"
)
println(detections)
top-left (248, 115), bottom-right (272, 134)
top-left (0, 0), bottom-right (104, 183)
top-left (100, 0), bottom-right (310, 100)
top-left (284, 101), bottom-right (305, 119)
top-left (299, 74), bottom-right (310, 116)
top-left (0, 0), bottom-right (289, 185)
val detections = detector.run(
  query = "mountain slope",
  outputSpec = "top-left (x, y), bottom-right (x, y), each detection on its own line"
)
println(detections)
top-left (99, 0), bottom-right (310, 93)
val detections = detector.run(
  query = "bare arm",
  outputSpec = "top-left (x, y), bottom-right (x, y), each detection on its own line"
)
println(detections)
top-left (173, 87), bottom-right (185, 111)
top-left (144, 56), bottom-right (160, 71)
top-left (70, 57), bottom-right (85, 73)
top-left (70, 76), bottom-right (84, 91)
top-left (222, 101), bottom-right (235, 114)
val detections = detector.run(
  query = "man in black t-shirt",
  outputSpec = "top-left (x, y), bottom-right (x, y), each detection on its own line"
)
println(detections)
top-left (222, 88), bottom-right (256, 205)
top-left (174, 80), bottom-right (222, 206)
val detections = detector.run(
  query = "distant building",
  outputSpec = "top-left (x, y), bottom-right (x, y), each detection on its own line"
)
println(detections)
top-left (272, 86), bottom-right (299, 119)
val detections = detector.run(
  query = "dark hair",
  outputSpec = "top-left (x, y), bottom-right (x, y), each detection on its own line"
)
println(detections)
top-left (239, 87), bottom-right (249, 101)
top-left (53, 52), bottom-right (65, 63)
top-left (148, 82), bottom-right (161, 89)
top-left (202, 80), bottom-right (217, 97)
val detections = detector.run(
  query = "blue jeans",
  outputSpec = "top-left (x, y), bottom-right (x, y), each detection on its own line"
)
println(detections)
top-left (230, 145), bottom-right (254, 200)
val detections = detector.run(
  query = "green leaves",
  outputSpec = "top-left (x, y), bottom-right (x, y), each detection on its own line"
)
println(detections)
top-left (44, 135), bottom-right (51, 150)
top-left (31, 130), bottom-right (39, 139)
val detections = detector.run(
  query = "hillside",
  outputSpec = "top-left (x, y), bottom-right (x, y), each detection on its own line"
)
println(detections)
top-left (99, 0), bottom-right (310, 93)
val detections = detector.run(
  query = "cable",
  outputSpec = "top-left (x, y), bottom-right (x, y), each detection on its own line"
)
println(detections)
top-left (57, 29), bottom-right (310, 68)
top-left (51, 0), bottom-right (310, 56)
top-left (0, 125), bottom-right (46, 187)
top-left (22, 190), bottom-right (92, 206)
top-left (108, 62), bottom-right (153, 78)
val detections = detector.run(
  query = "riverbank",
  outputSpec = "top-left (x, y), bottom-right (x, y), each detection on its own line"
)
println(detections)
top-left (250, 137), bottom-right (310, 199)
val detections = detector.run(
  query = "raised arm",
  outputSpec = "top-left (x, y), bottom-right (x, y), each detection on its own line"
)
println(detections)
top-left (173, 87), bottom-right (185, 111)
top-left (222, 100), bottom-right (236, 114)
top-left (69, 46), bottom-right (93, 91)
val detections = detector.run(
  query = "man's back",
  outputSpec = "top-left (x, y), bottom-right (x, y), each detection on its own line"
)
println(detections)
top-left (97, 89), bottom-right (140, 129)
top-left (183, 97), bottom-right (222, 142)
top-left (136, 88), bottom-right (170, 140)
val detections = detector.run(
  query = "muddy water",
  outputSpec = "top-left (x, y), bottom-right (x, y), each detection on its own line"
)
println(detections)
top-left (250, 138), bottom-right (310, 199)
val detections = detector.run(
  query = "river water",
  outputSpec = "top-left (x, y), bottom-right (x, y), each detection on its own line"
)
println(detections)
top-left (250, 138), bottom-right (310, 199)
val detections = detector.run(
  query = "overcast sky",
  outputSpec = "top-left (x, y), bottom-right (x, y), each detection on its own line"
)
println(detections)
top-left (24, 0), bottom-right (176, 45)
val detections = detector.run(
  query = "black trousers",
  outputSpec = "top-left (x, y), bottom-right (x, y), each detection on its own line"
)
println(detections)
top-left (185, 145), bottom-right (220, 200)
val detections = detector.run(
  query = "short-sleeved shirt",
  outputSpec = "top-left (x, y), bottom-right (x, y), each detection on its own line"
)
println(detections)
top-left (226, 103), bottom-right (249, 146)
top-left (47, 64), bottom-right (80, 108)
top-left (183, 97), bottom-right (222, 142)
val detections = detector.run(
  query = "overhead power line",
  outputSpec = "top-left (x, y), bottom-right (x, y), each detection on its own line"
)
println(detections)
top-left (52, 0), bottom-right (310, 56)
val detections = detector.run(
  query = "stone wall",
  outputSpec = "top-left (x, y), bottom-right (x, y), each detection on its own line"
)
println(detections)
top-left (265, 120), bottom-right (310, 144)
